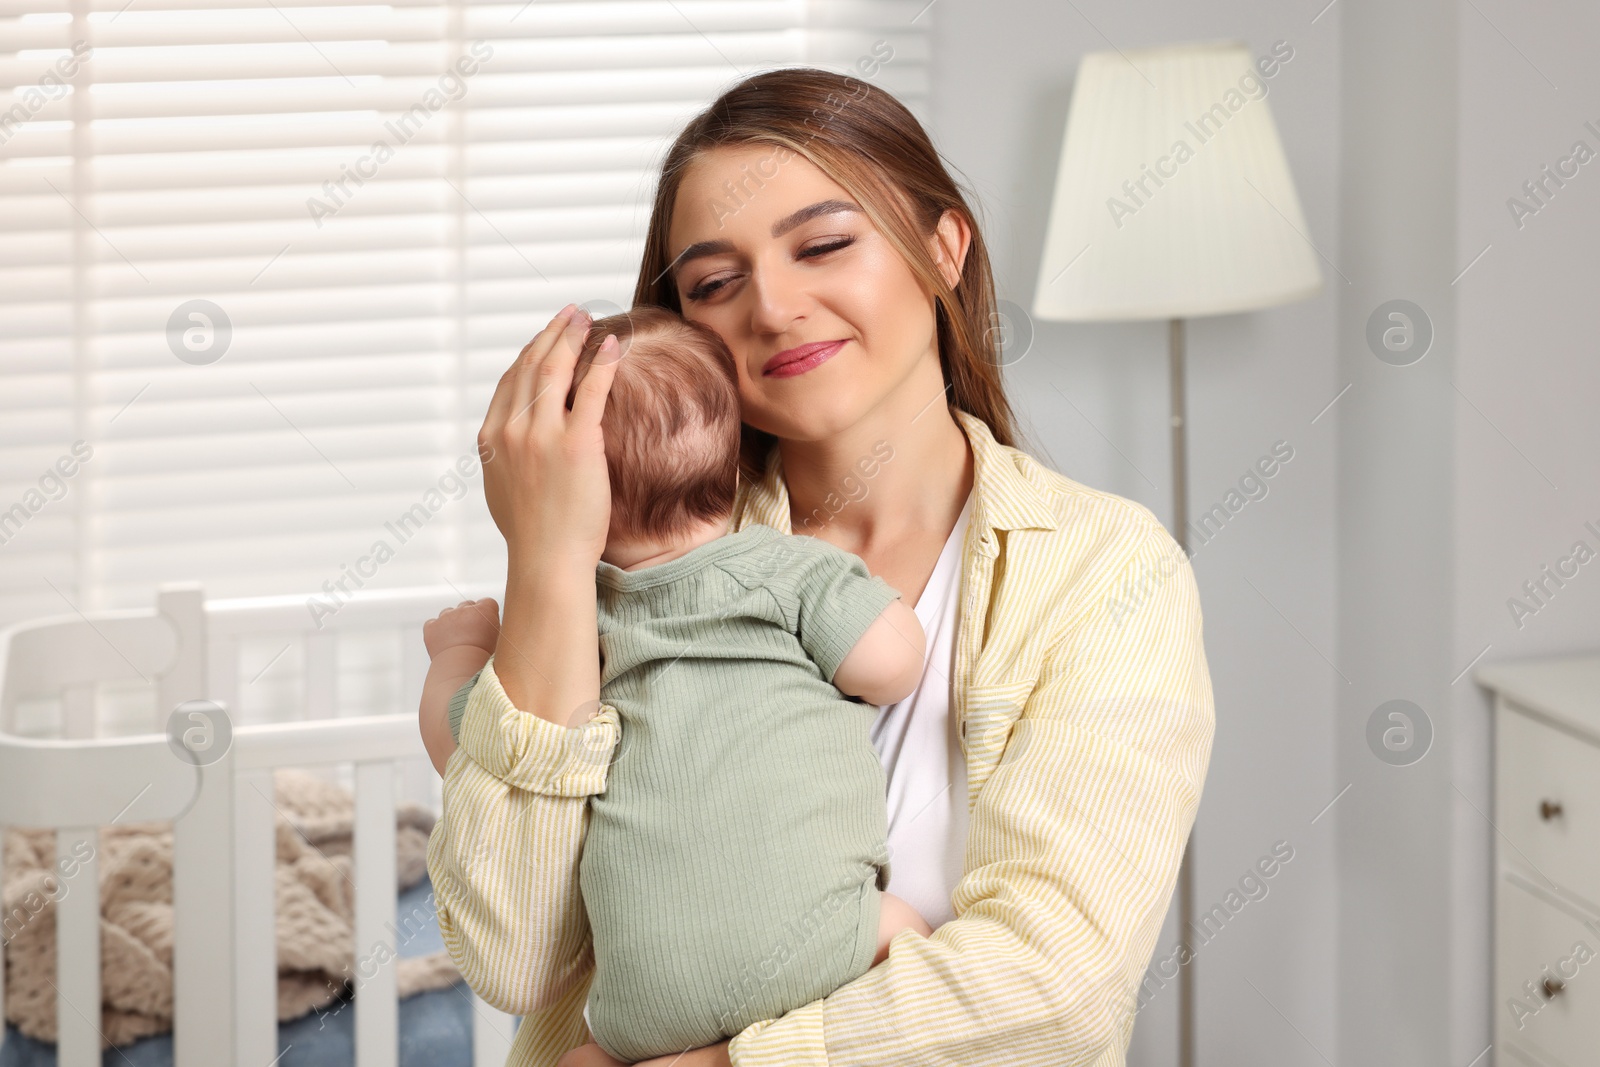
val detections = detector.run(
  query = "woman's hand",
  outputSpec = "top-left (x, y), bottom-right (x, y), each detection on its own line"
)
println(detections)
top-left (479, 303), bottom-right (624, 570)
top-left (479, 304), bottom-right (622, 720)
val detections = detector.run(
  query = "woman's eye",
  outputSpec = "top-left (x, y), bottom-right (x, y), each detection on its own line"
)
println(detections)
top-left (800, 237), bottom-right (854, 258)
top-left (683, 237), bottom-right (854, 301)
top-left (685, 276), bottom-right (730, 302)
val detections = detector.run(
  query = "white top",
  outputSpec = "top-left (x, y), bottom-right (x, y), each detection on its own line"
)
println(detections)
top-left (868, 487), bottom-right (973, 930)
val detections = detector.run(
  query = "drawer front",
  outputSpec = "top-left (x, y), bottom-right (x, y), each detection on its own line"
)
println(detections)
top-left (1494, 872), bottom-right (1600, 1065)
top-left (1496, 703), bottom-right (1600, 907)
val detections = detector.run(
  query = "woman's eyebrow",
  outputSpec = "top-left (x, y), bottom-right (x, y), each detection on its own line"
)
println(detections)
top-left (770, 199), bottom-right (861, 237)
top-left (668, 200), bottom-right (862, 273)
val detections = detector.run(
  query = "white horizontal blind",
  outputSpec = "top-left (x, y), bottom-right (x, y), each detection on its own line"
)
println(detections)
top-left (0, 0), bottom-right (929, 628)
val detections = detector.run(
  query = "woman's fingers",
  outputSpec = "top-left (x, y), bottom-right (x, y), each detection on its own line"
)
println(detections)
top-left (529, 309), bottom-right (592, 430)
top-left (569, 334), bottom-right (622, 428)
top-left (508, 307), bottom-right (586, 430)
top-left (483, 304), bottom-right (578, 438)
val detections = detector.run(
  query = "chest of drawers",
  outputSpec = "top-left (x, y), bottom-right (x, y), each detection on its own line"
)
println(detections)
top-left (1476, 654), bottom-right (1600, 1067)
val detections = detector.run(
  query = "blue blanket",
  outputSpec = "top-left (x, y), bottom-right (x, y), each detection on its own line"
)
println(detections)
top-left (1, 877), bottom-right (491, 1067)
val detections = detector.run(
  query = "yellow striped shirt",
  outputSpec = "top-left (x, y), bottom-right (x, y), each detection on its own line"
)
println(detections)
top-left (426, 407), bottom-right (1215, 1066)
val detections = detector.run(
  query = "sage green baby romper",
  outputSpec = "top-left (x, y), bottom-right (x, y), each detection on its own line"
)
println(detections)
top-left (447, 522), bottom-right (902, 1061)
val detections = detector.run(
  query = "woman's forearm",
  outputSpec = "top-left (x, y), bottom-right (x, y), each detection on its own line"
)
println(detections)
top-left (495, 553), bottom-right (601, 725)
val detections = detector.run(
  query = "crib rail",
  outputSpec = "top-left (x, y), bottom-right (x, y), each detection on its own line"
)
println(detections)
top-left (0, 581), bottom-right (517, 1067)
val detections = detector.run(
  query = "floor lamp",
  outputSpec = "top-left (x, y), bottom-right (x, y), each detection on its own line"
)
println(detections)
top-left (1030, 41), bottom-right (1322, 1066)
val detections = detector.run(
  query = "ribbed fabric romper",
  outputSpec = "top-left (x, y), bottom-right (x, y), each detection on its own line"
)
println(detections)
top-left (446, 521), bottom-right (902, 1062)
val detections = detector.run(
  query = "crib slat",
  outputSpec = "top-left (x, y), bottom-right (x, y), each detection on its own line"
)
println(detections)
top-left (54, 828), bottom-right (99, 1067)
top-left (354, 760), bottom-right (398, 1067)
top-left (159, 584), bottom-right (238, 1067)
top-left (173, 754), bottom-right (235, 1067)
top-left (234, 767), bottom-right (279, 1065)
top-left (212, 635), bottom-right (240, 730)
top-left (158, 584), bottom-right (206, 728)
top-left (306, 632), bottom-right (336, 720)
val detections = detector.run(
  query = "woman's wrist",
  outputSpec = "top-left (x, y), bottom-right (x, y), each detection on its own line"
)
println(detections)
top-left (507, 543), bottom-right (600, 586)
top-left (497, 557), bottom-right (602, 726)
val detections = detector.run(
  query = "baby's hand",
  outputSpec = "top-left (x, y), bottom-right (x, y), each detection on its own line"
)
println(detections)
top-left (423, 597), bottom-right (500, 659)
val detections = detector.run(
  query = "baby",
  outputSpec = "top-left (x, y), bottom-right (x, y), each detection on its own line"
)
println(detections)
top-left (419, 306), bottom-right (933, 1063)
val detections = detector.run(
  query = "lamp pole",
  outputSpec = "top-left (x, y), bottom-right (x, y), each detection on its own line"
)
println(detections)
top-left (1169, 316), bottom-right (1196, 1067)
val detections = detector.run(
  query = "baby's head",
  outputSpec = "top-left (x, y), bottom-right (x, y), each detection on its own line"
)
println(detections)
top-left (570, 306), bottom-right (741, 548)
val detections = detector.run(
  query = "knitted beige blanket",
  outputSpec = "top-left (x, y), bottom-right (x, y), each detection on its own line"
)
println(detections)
top-left (2, 768), bottom-right (461, 1049)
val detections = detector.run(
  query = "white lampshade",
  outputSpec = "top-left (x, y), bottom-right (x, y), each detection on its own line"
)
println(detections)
top-left (1033, 40), bottom-right (1322, 321)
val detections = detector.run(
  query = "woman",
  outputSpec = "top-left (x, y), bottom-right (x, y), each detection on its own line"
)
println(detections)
top-left (426, 68), bottom-right (1214, 1067)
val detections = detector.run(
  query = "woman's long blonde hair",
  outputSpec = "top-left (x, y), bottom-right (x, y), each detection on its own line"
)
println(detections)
top-left (631, 67), bottom-right (1021, 486)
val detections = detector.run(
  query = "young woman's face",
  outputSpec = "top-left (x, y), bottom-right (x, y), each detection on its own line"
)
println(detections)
top-left (666, 144), bottom-right (949, 443)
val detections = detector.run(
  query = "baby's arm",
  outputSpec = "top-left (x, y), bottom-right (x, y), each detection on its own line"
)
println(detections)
top-left (831, 597), bottom-right (926, 706)
top-left (419, 597), bottom-right (500, 776)
top-left (873, 890), bottom-right (934, 967)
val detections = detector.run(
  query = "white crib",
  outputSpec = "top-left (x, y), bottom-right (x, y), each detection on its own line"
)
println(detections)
top-left (0, 580), bottom-right (518, 1067)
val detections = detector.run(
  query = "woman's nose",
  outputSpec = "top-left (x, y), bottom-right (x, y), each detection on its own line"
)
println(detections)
top-left (746, 270), bottom-right (808, 335)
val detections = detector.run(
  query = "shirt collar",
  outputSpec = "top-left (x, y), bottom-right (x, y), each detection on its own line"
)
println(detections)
top-left (731, 407), bottom-right (1059, 539)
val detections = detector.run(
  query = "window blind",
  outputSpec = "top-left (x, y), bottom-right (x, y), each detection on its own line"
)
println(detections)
top-left (0, 0), bottom-right (930, 630)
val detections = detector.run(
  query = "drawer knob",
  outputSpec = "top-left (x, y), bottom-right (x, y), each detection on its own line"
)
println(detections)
top-left (1540, 800), bottom-right (1564, 821)
top-left (1544, 977), bottom-right (1565, 999)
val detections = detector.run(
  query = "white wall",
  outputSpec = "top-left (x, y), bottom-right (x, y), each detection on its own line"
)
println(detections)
top-left (1334, 3), bottom-right (1459, 1064)
top-left (927, 1), bottom-right (1342, 1063)
top-left (927, 0), bottom-right (1600, 1063)
top-left (1453, 3), bottom-right (1600, 1065)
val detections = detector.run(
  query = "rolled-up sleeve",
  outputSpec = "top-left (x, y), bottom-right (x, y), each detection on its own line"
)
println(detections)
top-left (425, 653), bottom-right (621, 1065)
top-left (729, 520), bottom-right (1215, 1066)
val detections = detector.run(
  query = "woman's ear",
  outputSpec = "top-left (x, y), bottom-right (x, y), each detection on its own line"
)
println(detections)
top-left (930, 208), bottom-right (973, 290)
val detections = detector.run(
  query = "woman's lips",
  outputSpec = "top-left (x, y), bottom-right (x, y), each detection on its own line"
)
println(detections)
top-left (762, 339), bottom-right (846, 378)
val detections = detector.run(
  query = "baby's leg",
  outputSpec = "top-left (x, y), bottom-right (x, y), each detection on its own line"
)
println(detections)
top-left (872, 891), bottom-right (933, 967)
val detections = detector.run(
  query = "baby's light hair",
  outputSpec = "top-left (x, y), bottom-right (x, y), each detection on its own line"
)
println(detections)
top-left (569, 306), bottom-right (741, 544)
